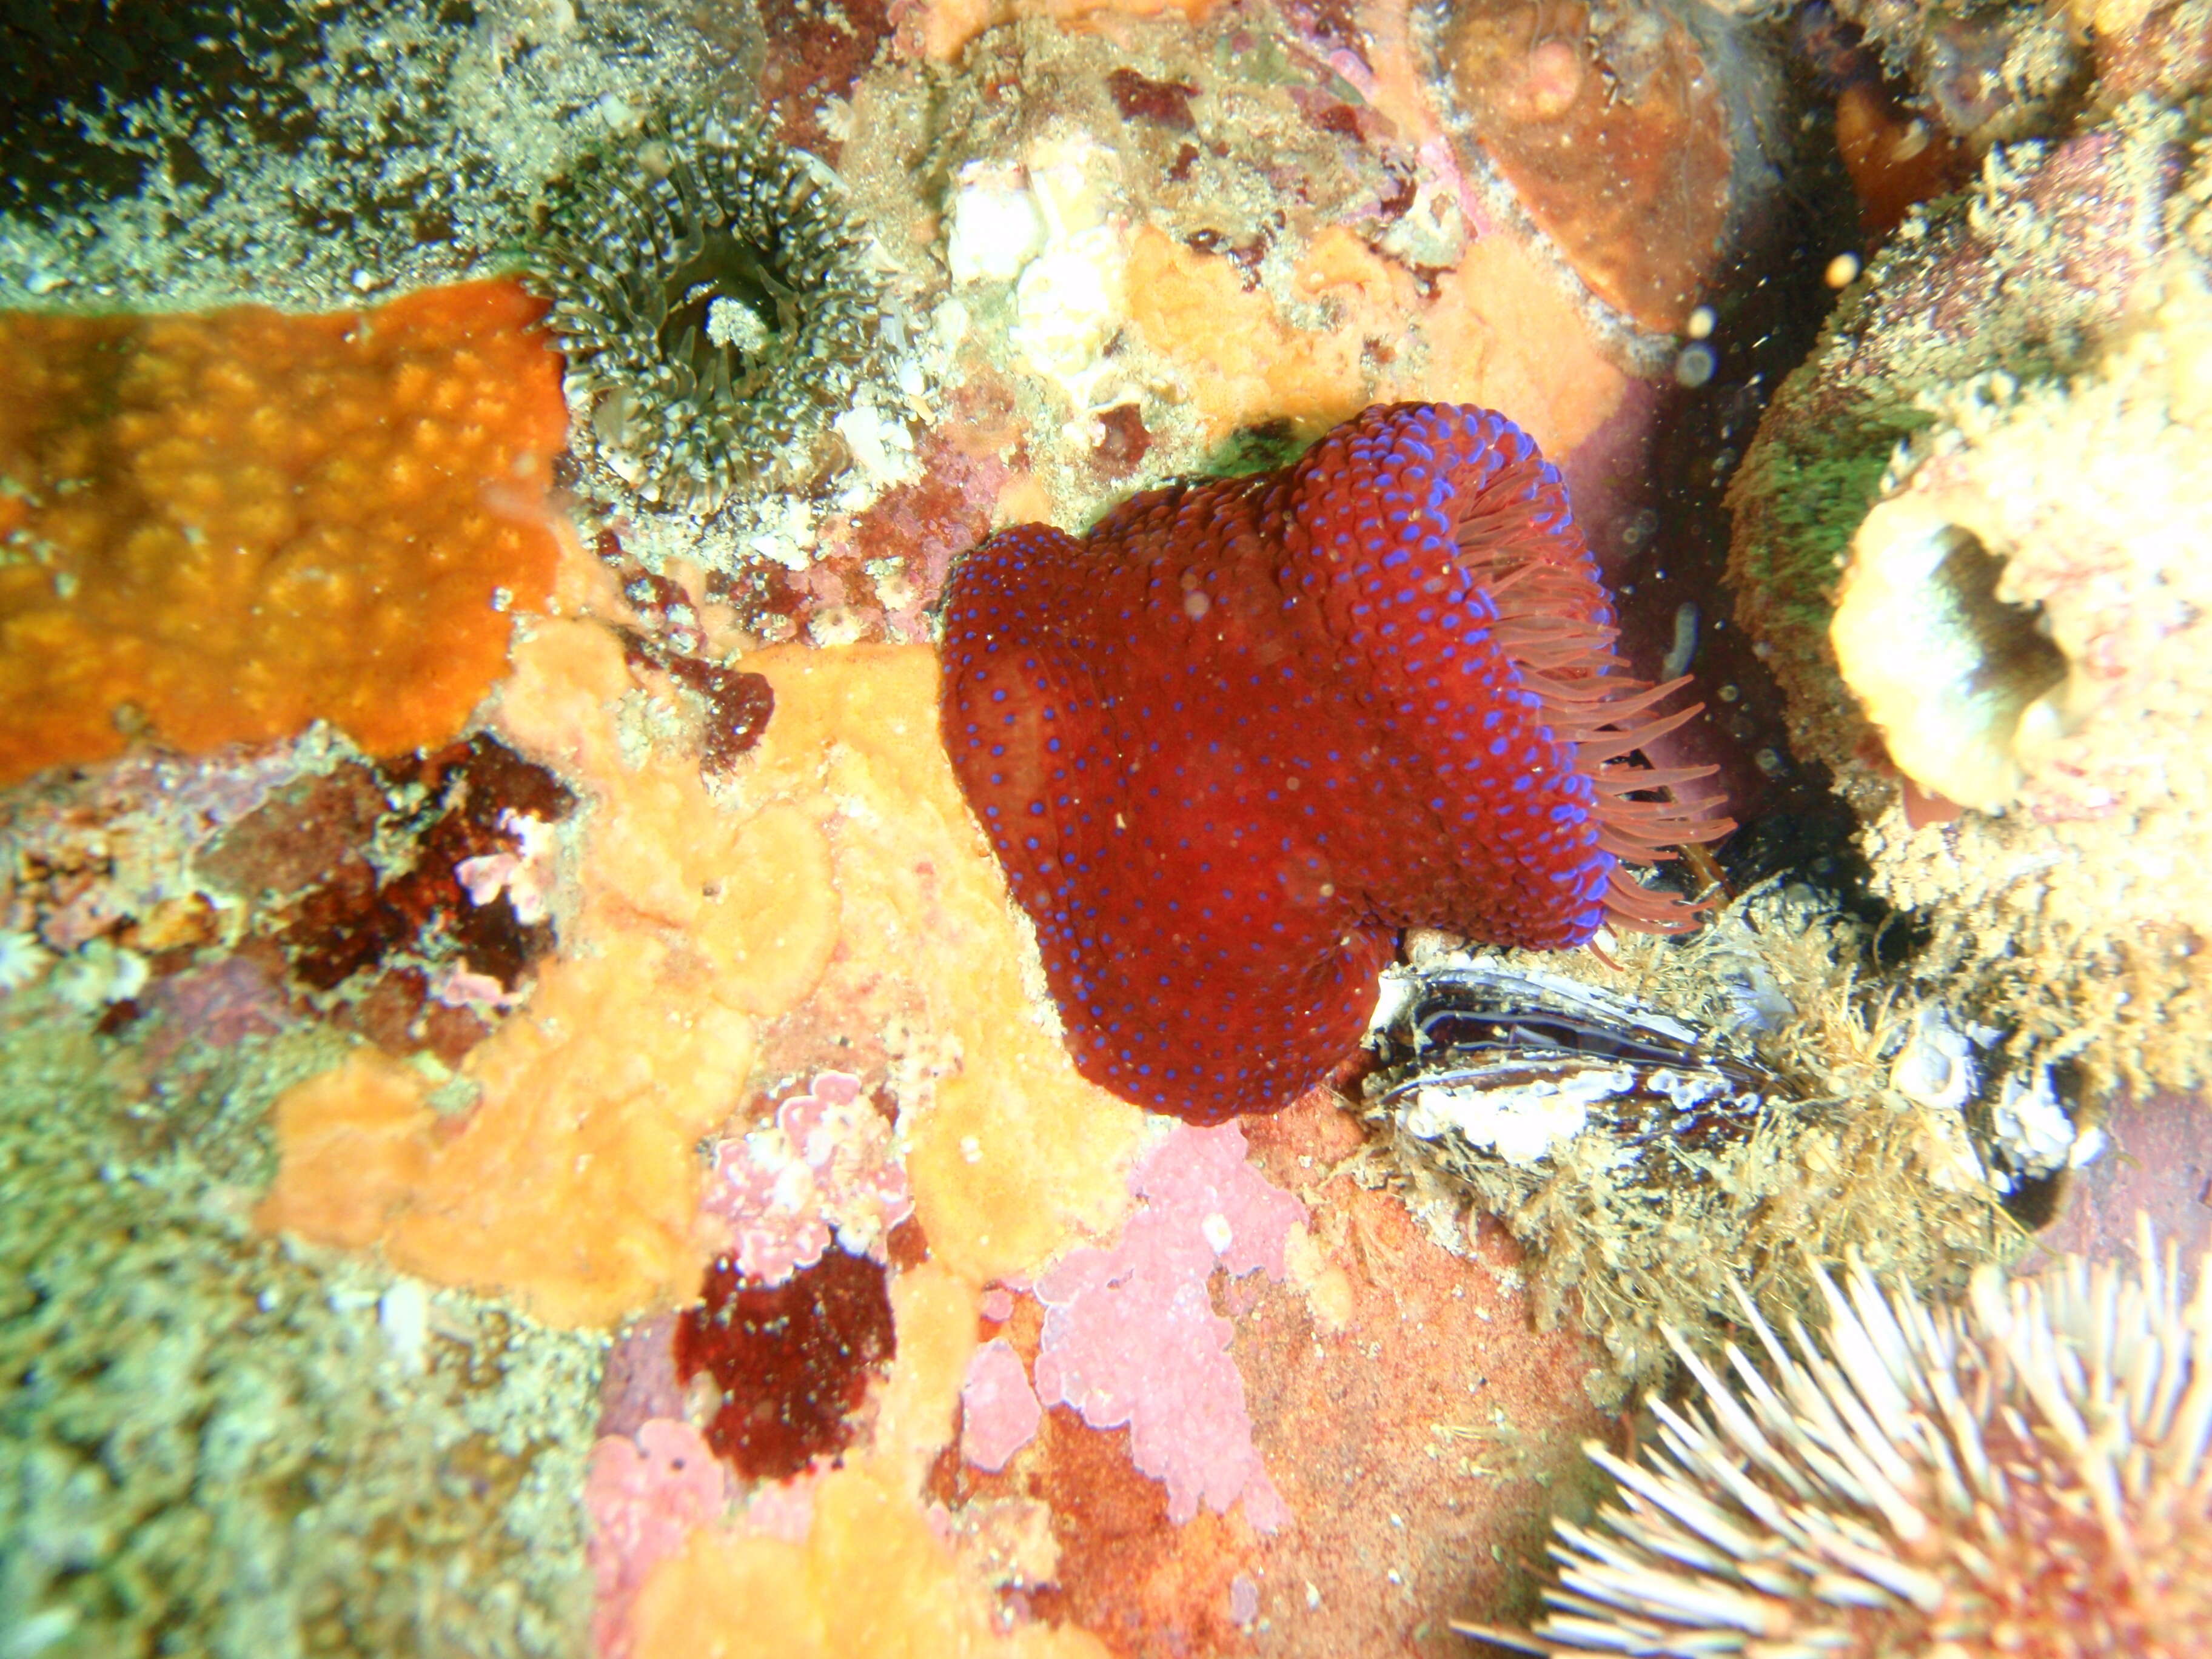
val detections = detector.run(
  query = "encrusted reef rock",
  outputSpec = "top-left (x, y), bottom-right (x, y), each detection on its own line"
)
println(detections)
top-left (1363, 884), bottom-right (2034, 1404)
top-left (1418, 0), bottom-right (1788, 354)
top-left (1728, 107), bottom-right (2212, 1095)
top-left (914, 7), bottom-right (1484, 494)
top-left (0, 1016), bottom-right (602, 1658)
top-left (1823, 0), bottom-right (2083, 150)
top-left (24, 0), bottom-right (2211, 1654)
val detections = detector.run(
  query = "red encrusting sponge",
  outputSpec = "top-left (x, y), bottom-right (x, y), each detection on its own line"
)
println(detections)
top-left (940, 402), bottom-right (1732, 1122)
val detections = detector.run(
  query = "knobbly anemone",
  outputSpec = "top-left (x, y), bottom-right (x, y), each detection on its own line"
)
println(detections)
top-left (940, 401), bottom-right (1732, 1123)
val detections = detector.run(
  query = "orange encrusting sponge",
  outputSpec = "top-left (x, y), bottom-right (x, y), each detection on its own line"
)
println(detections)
top-left (0, 279), bottom-right (568, 786)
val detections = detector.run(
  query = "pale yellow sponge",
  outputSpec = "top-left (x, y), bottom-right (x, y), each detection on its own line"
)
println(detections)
top-left (258, 623), bottom-right (1146, 1324)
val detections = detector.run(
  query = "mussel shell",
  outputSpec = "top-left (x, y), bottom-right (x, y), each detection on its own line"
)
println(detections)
top-left (1368, 960), bottom-right (1777, 1164)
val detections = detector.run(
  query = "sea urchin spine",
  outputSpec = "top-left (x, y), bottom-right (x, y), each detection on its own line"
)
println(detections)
top-left (529, 116), bottom-right (883, 515)
top-left (1462, 1224), bottom-right (2212, 1658)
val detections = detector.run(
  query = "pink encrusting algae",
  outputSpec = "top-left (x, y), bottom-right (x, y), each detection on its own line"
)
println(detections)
top-left (453, 809), bottom-right (561, 925)
top-left (961, 1337), bottom-right (1045, 1473)
top-left (699, 1071), bottom-right (914, 1285)
top-left (1028, 1122), bottom-right (1305, 1529)
top-left (585, 1416), bottom-right (728, 1659)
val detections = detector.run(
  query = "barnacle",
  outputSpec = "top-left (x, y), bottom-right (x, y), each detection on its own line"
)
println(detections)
top-left (529, 117), bottom-right (885, 515)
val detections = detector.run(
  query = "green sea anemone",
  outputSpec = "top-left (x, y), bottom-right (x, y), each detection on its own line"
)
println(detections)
top-left (530, 117), bottom-right (885, 515)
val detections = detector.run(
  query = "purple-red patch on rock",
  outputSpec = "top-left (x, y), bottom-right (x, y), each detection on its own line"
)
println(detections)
top-left (1107, 67), bottom-right (1201, 131)
top-left (674, 1246), bottom-right (897, 1483)
top-left (195, 734), bottom-right (575, 1058)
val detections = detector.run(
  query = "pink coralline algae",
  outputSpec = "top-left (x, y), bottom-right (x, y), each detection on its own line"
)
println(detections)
top-left (585, 1416), bottom-right (727, 1659)
top-left (431, 963), bottom-right (524, 1012)
top-left (701, 1071), bottom-right (913, 1285)
top-left (677, 1247), bottom-right (897, 1481)
top-left (1030, 1122), bottom-right (1304, 1530)
top-left (453, 809), bottom-right (559, 925)
top-left (962, 1338), bottom-right (1044, 1473)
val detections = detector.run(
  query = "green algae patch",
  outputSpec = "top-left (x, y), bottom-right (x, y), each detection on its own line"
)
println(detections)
top-left (1728, 387), bottom-right (1932, 643)
top-left (0, 1011), bottom-right (602, 1658)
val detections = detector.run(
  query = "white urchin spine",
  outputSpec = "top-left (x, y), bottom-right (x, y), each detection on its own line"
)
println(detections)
top-left (1461, 1220), bottom-right (2212, 1657)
